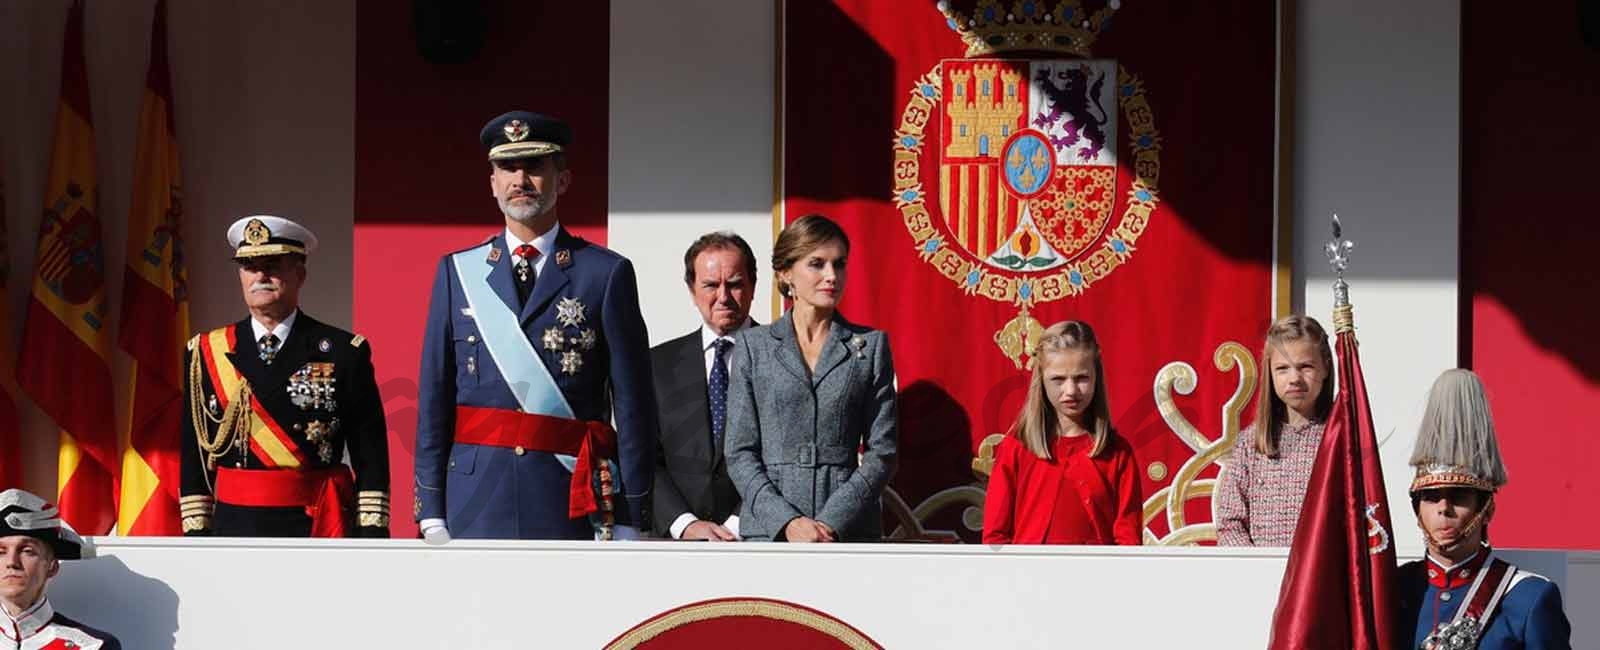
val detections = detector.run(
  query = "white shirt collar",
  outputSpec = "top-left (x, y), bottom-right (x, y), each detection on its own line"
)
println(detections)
top-left (700, 318), bottom-right (753, 351)
top-left (250, 309), bottom-right (298, 344)
top-left (505, 224), bottom-right (559, 263)
top-left (1, 597), bottom-right (53, 640)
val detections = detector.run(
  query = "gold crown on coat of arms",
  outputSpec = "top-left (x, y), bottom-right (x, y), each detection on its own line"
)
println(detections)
top-left (936, 0), bottom-right (1121, 58)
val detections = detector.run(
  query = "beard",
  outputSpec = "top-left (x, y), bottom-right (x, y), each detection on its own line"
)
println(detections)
top-left (499, 192), bottom-right (549, 223)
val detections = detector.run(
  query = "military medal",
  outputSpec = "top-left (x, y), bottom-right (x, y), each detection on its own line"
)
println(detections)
top-left (542, 327), bottom-right (565, 351)
top-left (560, 350), bottom-right (583, 375)
top-left (303, 418), bottom-right (341, 463)
top-left (288, 362), bottom-right (338, 411)
top-left (555, 297), bottom-right (586, 328)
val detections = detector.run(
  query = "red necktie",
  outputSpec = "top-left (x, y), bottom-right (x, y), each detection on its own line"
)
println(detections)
top-left (513, 244), bottom-right (538, 303)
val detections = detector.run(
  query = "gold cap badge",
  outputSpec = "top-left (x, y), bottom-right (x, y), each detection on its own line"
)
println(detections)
top-left (243, 218), bottom-right (271, 246)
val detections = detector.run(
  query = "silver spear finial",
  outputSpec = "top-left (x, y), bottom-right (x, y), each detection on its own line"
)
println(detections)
top-left (1324, 213), bottom-right (1355, 308)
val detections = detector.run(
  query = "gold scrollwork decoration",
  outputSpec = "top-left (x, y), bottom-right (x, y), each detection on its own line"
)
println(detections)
top-left (1141, 341), bottom-right (1256, 545)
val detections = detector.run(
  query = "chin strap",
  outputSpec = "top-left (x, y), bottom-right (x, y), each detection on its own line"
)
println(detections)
top-left (1418, 492), bottom-right (1496, 554)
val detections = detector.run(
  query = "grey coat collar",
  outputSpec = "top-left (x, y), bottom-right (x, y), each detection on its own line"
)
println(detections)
top-left (768, 310), bottom-right (860, 387)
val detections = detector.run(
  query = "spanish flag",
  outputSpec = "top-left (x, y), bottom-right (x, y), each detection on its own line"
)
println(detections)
top-left (0, 155), bottom-right (22, 490)
top-left (17, 0), bottom-right (118, 535)
top-left (116, 0), bottom-right (190, 536)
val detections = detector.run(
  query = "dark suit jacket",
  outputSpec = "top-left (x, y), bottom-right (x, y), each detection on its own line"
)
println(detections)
top-left (650, 327), bottom-right (742, 534)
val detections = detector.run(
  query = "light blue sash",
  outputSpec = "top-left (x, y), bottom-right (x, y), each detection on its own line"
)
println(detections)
top-left (452, 244), bottom-right (575, 421)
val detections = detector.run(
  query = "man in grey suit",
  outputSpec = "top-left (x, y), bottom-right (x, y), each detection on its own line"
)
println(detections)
top-left (650, 232), bottom-right (758, 540)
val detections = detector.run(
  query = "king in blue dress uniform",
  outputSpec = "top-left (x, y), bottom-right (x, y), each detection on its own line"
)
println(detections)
top-left (413, 111), bottom-right (656, 540)
top-left (1393, 369), bottom-right (1570, 649)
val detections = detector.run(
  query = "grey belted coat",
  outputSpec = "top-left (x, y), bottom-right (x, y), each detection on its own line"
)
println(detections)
top-left (723, 312), bottom-right (898, 542)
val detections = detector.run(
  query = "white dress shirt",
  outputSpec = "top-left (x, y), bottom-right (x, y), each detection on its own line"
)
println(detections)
top-left (668, 318), bottom-right (754, 540)
top-left (250, 309), bottom-right (298, 348)
top-left (505, 224), bottom-right (557, 275)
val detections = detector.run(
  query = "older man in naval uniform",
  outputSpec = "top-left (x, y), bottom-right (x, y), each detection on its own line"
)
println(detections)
top-left (413, 111), bottom-right (656, 540)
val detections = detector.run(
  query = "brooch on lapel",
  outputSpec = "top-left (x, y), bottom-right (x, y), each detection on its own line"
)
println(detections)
top-left (545, 298), bottom-right (597, 375)
top-left (849, 335), bottom-right (867, 359)
top-left (288, 362), bottom-right (338, 411)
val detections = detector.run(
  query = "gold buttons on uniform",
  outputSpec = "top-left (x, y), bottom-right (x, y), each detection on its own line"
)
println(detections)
top-left (514, 446), bottom-right (526, 456)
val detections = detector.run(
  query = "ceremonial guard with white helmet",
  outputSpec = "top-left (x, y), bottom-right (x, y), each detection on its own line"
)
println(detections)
top-left (179, 216), bottom-right (391, 537)
top-left (413, 111), bottom-right (656, 540)
top-left (0, 489), bottom-right (121, 649)
top-left (1395, 369), bottom-right (1571, 649)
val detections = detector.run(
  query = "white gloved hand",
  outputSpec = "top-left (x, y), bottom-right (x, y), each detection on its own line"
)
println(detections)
top-left (606, 524), bottom-right (641, 541)
top-left (420, 518), bottom-right (451, 545)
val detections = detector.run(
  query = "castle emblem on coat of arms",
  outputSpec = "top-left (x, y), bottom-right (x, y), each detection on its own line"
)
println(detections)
top-left (894, 0), bottom-right (1162, 368)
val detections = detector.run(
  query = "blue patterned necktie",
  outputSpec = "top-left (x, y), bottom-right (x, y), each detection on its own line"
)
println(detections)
top-left (709, 339), bottom-right (732, 449)
top-left (259, 333), bottom-right (280, 365)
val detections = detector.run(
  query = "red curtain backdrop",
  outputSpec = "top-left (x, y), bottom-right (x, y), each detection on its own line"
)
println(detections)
top-left (781, 1), bottom-right (1278, 541)
top-left (352, 0), bottom-right (610, 537)
top-left (1463, 0), bottom-right (1600, 550)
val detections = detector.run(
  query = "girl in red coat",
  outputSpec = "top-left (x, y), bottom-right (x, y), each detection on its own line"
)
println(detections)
top-left (982, 321), bottom-right (1143, 545)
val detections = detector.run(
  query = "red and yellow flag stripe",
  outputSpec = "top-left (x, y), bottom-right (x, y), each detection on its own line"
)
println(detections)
top-left (17, 0), bottom-right (117, 535)
top-left (117, 0), bottom-right (190, 536)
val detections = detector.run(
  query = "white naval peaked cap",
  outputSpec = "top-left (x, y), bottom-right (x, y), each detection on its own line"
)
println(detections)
top-left (226, 215), bottom-right (320, 259)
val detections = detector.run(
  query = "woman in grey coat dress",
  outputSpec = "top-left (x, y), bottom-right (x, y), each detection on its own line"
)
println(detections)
top-left (723, 215), bottom-right (898, 542)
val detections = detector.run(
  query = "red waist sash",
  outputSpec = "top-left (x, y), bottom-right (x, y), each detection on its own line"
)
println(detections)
top-left (215, 466), bottom-right (354, 537)
top-left (454, 406), bottom-right (617, 519)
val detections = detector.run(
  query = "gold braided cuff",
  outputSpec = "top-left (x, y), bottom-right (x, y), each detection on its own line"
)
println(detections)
top-left (179, 495), bottom-right (215, 517)
top-left (357, 491), bottom-right (390, 528)
top-left (180, 495), bottom-right (215, 533)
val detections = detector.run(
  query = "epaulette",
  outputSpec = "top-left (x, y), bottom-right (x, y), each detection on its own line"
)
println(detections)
top-left (351, 334), bottom-right (367, 348)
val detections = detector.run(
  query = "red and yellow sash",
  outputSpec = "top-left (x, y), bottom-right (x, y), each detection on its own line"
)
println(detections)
top-left (198, 327), bottom-right (305, 468)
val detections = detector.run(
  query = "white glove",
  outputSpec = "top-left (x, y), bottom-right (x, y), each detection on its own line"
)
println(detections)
top-left (420, 518), bottom-right (451, 545)
top-left (605, 524), bottom-right (641, 541)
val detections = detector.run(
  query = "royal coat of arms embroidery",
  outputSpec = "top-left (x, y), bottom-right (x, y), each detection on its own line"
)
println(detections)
top-left (894, 1), bottom-right (1162, 369)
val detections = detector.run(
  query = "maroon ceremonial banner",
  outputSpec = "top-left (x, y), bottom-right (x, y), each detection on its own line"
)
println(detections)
top-left (780, 0), bottom-right (1285, 542)
top-left (1270, 311), bottom-right (1399, 649)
